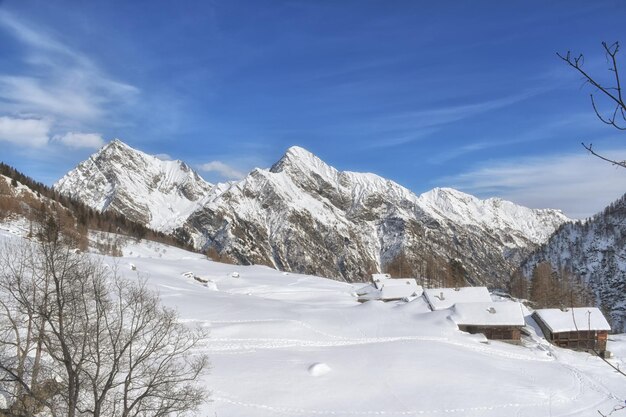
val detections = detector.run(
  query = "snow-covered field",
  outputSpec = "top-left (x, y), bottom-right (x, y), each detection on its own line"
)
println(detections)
top-left (2, 223), bottom-right (626, 417)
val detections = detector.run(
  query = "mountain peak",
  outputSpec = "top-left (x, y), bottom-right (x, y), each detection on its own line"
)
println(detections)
top-left (284, 145), bottom-right (316, 159)
top-left (270, 146), bottom-right (337, 178)
top-left (94, 138), bottom-right (138, 158)
top-left (55, 139), bottom-right (213, 231)
top-left (107, 138), bottom-right (131, 149)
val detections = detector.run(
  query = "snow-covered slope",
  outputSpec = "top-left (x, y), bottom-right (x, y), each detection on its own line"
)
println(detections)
top-left (1, 226), bottom-right (624, 417)
top-left (522, 193), bottom-right (626, 331)
top-left (56, 141), bottom-right (570, 284)
top-left (54, 139), bottom-right (213, 231)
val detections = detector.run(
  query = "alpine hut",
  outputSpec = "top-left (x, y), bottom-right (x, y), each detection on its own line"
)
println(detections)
top-left (532, 307), bottom-right (611, 355)
top-left (451, 302), bottom-right (526, 342)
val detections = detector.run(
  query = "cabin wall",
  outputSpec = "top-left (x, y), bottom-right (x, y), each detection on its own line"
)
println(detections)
top-left (458, 325), bottom-right (522, 342)
top-left (551, 330), bottom-right (608, 352)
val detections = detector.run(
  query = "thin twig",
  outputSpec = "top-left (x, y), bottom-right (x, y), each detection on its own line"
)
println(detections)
top-left (582, 143), bottom-right (626, 168)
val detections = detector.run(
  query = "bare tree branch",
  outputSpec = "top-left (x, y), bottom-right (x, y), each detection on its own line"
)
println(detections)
top-left (559, 41), bottom-right (626, 168)
top-left (581, 142), bottom-right (626, 168)
top-left (557, 42), bottom-right (626, 124)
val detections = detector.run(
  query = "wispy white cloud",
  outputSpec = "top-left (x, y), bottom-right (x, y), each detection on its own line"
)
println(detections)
top-left (365, 128), bottom-right (438, 149)
top-left (0, 11), bottom-right (79, 59)
top-left (0, 115), bottom-right (106, 150)
top-left (440, 150), bottom-right (626, 219)
top-left (155, 153), bottom-right (173, 161)
top-left (199, 161), bottom-right (246, 180)
top-left (0, 116), bottom-right (51, 148)
top-left (366, 89), bottom-right (546, 149)
top-left (53, 132), bottom-right (104, 149)
top-left (400, 89), bottom-right (546, 126)
top-left (0, 76), bottom-right (102, 120)
top-left (427, 115), bottom-right (598, 164)
top-left (0, 11), bottom-right (138, 124)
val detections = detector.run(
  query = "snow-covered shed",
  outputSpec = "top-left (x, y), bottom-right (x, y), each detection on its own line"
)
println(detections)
top-left (357, 278), bottom-right (422, 302)
top-left (451, 302), bottom-right (525, 342)
top-left (423, 287), bottom-right (491, 311)
top-left (532, 308), bottom-right (611, 354)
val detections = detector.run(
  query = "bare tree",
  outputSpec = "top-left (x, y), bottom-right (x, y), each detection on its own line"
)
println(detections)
top-left (558, 41), bottom-right (626, 167)
top-left (78, 275), bottom-right (209, 417)
top-left (0, 241), bottom-right (58, 416)
top-left (0, 214), bottom-right (209, 416)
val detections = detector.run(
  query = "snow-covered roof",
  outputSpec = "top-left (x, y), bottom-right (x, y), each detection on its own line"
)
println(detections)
top-left (357, 279), bottom-right (422, 301)
top-left (423, 287), bottom-right (491, 311)
top-left (533, 308), bottom-right (611, 333)
top-left (372, 273), bottom-right (390, 281)
top-left (380, 279), bottom-right (422, 300)
top-left (356, 283), bottom-right (378, 297)
top-left (451, 302), bottom-right (525, 327)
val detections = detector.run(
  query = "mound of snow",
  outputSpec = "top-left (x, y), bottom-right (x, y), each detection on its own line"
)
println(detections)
top-left (307, 362), bottom-right (332, 377)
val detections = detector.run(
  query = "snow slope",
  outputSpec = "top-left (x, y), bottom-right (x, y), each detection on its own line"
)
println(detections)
top-left (2, 225), bottom-right (623, 417)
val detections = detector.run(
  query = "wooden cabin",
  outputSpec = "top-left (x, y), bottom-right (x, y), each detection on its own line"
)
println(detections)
top-left (423, 287), bottom-right (491, 311)
top-left (532, 308), bottom-right (611, 355)
top-left (451, 302), bottom-right (525, 342)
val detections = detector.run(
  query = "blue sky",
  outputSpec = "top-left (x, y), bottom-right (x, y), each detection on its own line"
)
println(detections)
top-left (0, 0), bottom-right (625, 218)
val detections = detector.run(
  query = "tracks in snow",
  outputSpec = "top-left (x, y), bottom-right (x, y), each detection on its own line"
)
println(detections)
top-left (203, 318), bottom-right (551, 362)
top-left (212, 390), bottom-right (579, 416)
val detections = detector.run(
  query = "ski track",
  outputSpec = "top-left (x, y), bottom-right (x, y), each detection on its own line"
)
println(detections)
top-left (209, 318), bottom-right (351, 340)
top-left (203, 335), bottom-right (552, 362)
top-left (212, 390), bottom-right (569, 416)
top-left (194, 318), bottom-right (551, 361)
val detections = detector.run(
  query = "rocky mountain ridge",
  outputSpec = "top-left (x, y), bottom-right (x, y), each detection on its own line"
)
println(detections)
top-left (55, 140), bottom-right (571, 284)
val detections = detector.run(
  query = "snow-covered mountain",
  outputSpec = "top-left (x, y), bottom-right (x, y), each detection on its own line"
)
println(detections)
top-left (55, 141), bottom-right (570, 283)
top-left (521, 193), bottom-right (626, 332)
top-left (180, 146), bottom-right (569, 284)
top-left (55, 139), bottom-right (214, 231)
top-left (418, 187), bottom-right (567, 245)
